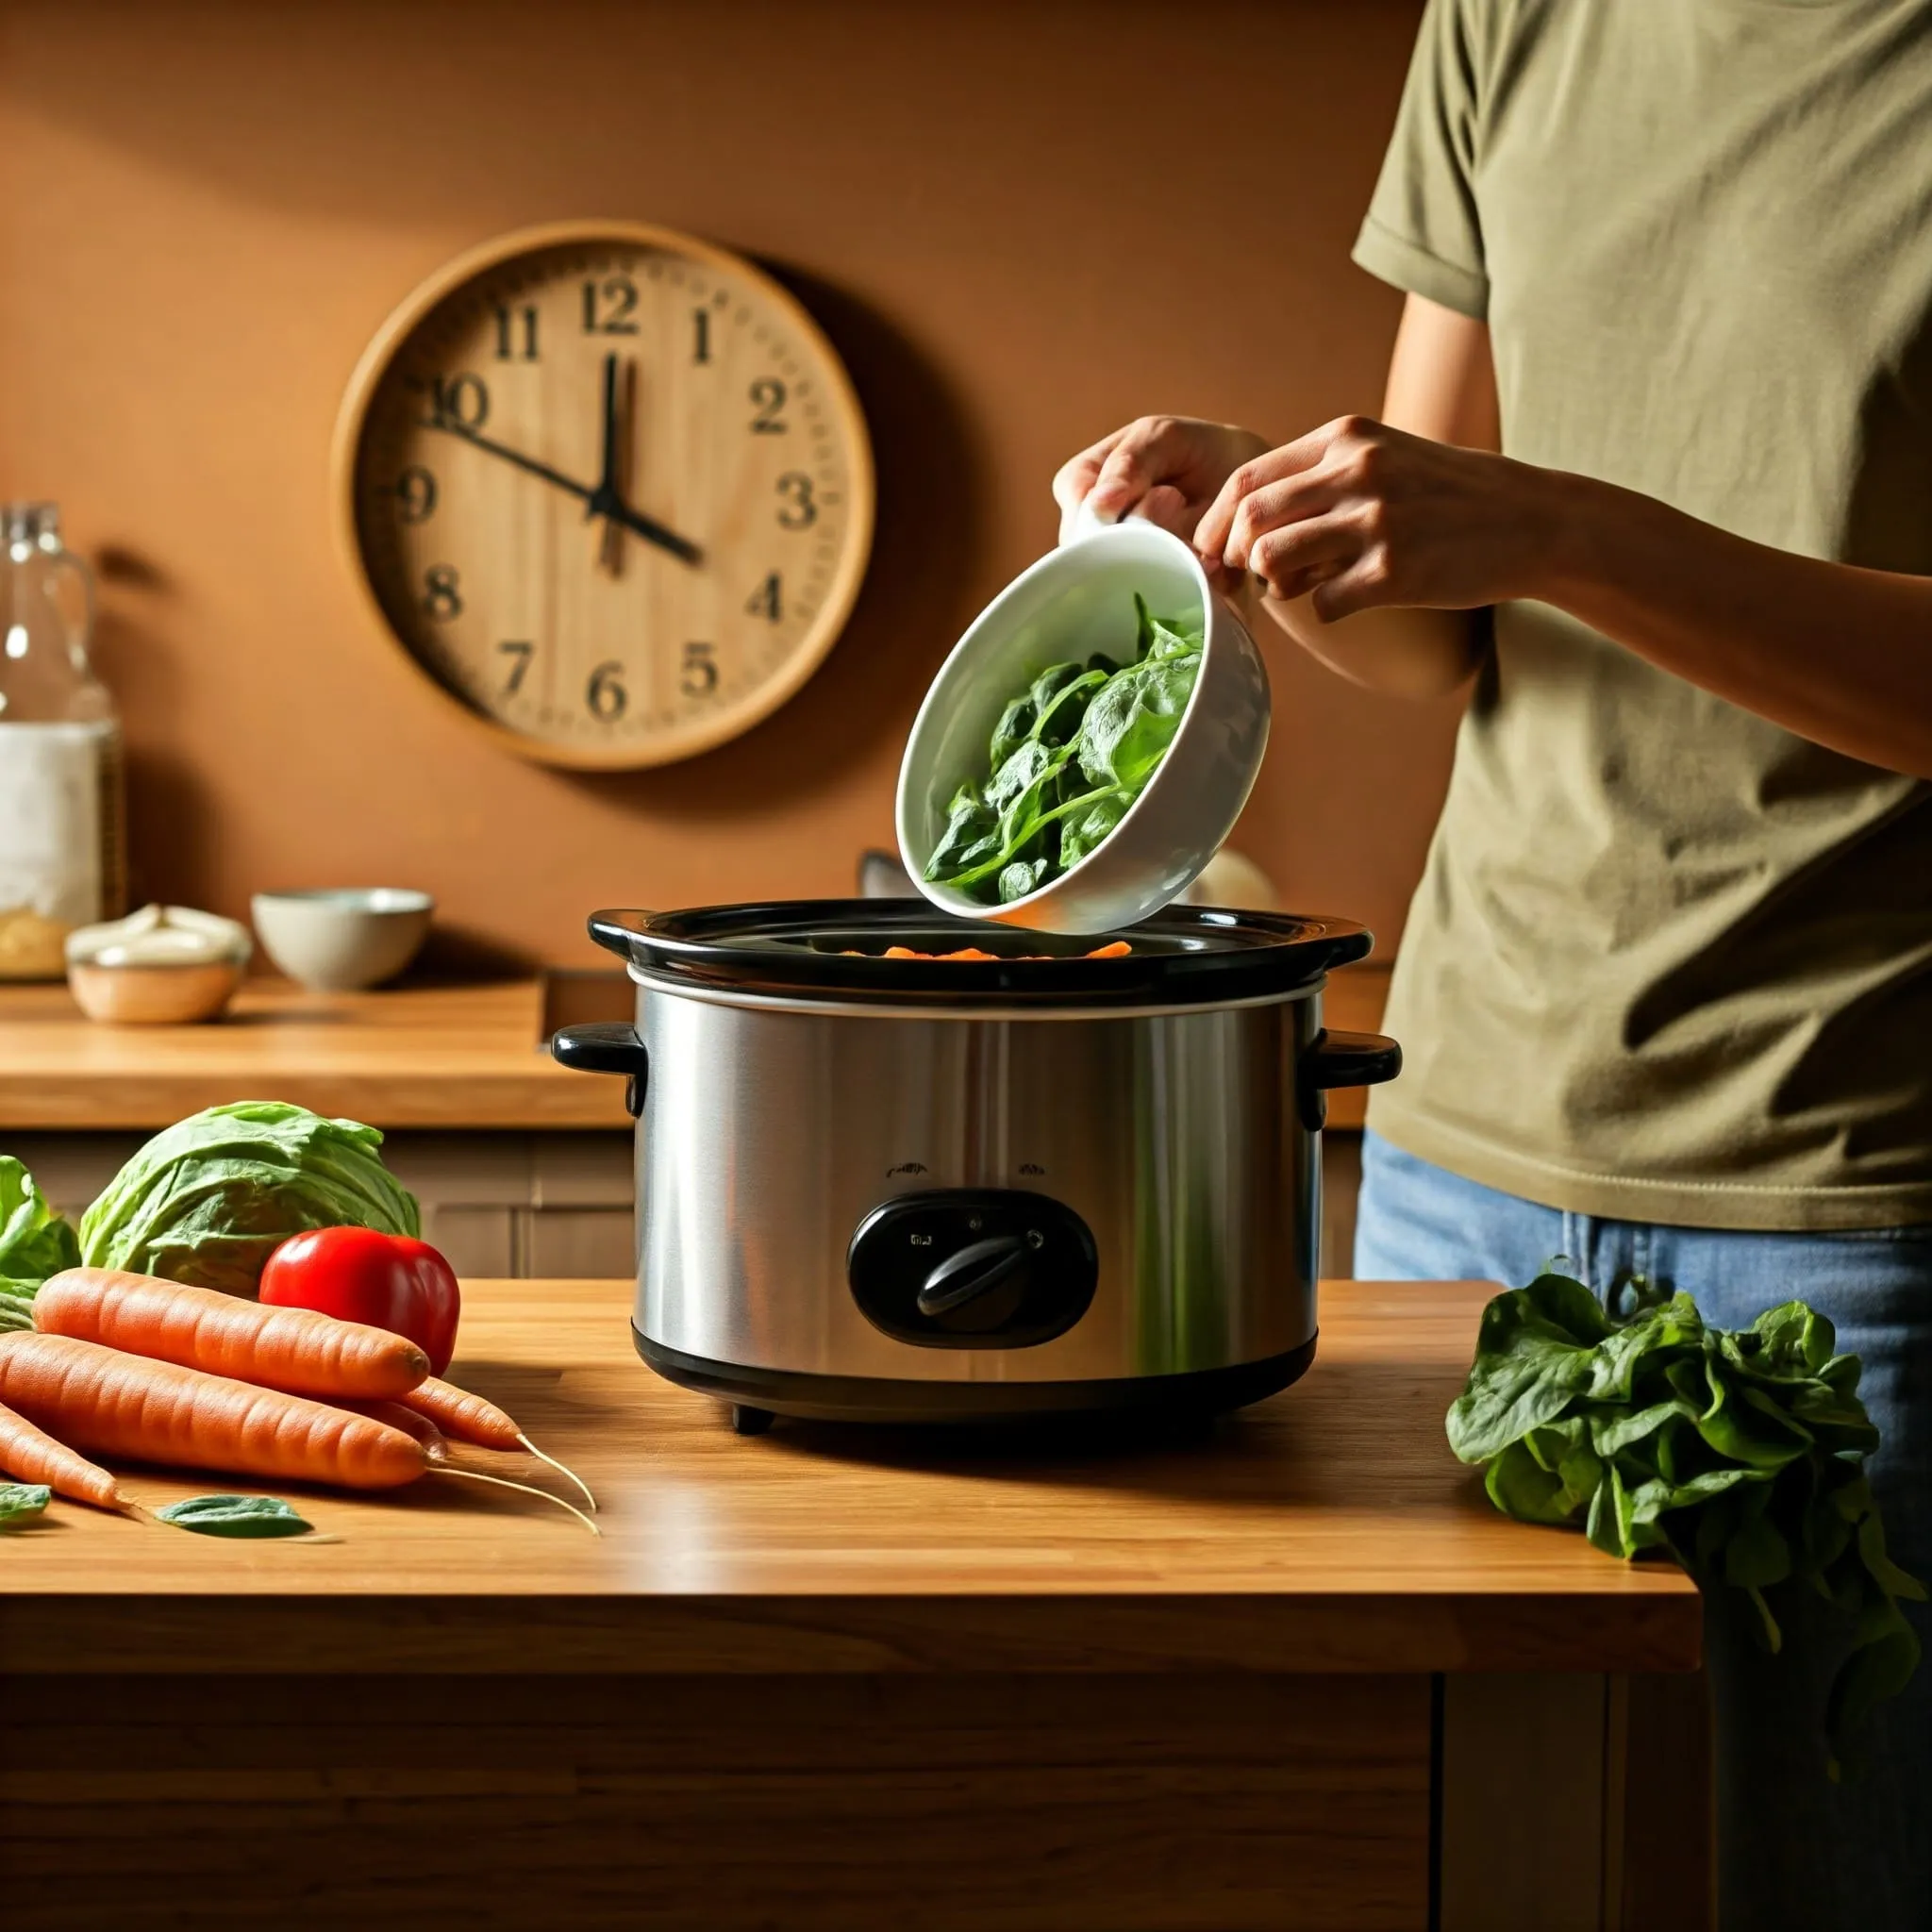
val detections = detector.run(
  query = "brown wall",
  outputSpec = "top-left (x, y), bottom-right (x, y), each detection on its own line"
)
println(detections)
top-left (0, 0), bottom-right (1454, 970)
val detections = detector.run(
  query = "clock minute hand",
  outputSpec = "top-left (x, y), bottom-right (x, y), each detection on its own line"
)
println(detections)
top-left (591, 351), bottom-right (628, 575)
top-left (429, 414), bottom-right (703, 568)
top-left (594, 351), bottom-right (621, 499)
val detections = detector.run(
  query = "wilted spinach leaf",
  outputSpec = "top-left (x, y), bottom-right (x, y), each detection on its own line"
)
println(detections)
top-left (157, 1494), bottom-right (318, 1539)
top-left (0, 1483), bottom-right (52, 1528)
top-left (924, 591), bottom-right (1203, 905)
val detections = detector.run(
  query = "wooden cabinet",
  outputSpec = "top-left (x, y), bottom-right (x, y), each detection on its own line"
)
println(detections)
top-left (6, 1127), bottom-right (1364, 1283)
top-left (2, 1127), bottom-right (639, 1281)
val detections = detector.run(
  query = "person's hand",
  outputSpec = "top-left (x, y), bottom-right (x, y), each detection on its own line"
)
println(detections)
top-left (1052, 416), bottom-right (1268, 570)
top-left (1193, 414), bottom-right (1555, 620)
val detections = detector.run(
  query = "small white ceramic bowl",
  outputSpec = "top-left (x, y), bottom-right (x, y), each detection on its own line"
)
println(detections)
top-left (896, 508), bottom-right (1270, 934)
top-left (251, 888), bottom-right (434, 991)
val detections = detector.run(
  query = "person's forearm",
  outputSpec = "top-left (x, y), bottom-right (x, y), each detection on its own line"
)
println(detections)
top-left (1535, 473), bottom-right (1932, 779)
top-left (1251, 590), bottom-right (1483, 700)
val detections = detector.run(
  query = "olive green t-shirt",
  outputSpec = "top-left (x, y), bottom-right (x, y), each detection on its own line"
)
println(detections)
top-left (1353, 0), bottom-right (1932, 1230)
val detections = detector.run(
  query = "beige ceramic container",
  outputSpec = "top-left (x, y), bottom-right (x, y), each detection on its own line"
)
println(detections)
top-left (65, 904), bottom-right (251, 1024)
top-left (251, 888), bottom-right (433, 991)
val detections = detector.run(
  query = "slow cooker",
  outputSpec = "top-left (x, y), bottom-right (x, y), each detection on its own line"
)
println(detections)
top-left (551, 900), bottom-right (1399, 1431)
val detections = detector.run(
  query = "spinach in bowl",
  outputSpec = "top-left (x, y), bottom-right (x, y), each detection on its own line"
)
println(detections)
top-left (924, 593), bottom-right (1204, 906)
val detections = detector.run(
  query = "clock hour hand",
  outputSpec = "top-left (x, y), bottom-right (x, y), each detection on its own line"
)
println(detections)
top-left (428, 412), bottom-right (703, 568)
top-left (591, 483), bottom-right (701, 568)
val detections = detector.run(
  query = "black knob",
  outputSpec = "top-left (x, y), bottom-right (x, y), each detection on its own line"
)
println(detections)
top-left (916, 1234), bottom-right (1030, 1317)
top-left (846, 1189), bottom-right (1098, 1351)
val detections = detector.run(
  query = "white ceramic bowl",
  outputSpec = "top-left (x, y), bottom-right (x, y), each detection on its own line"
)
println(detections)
top-left (896, 511), bottom-right (1270, 934)
top-left (251, 888), bottom-right (434, 991)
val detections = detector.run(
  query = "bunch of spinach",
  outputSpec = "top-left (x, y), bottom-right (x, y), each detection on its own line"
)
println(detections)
top-left (1448, 1272), bottom-right (1925, 1774)
top-left (0, 1156), bottom-right (80, 1333)
top-left (924, 592), bottom-right (1204, 905)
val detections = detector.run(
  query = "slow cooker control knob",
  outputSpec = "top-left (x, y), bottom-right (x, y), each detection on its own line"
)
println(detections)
top-left (846, 1189), bottom-right (1098, 1351)
top-left (915, 1234), bottom-right (1031, 1318)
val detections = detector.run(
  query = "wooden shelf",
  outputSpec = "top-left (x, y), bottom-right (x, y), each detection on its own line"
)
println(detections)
top-left (0, 977), bottom-right (630, 1131)
top-left (0, 964), bottom-right (1391, 1134)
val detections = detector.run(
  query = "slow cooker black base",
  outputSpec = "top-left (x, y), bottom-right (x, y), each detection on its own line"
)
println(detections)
top-left (635, 1327), bottom-right (1318, 1426)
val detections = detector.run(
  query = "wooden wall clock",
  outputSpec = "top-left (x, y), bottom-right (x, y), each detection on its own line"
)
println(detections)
top-left (332, 220), bottom-right (874, 770)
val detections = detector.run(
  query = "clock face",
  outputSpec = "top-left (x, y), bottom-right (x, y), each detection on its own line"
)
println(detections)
top-left (336, 222), bottom-right (874, 769)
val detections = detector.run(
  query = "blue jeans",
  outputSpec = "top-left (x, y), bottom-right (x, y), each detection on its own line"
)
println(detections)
top-left (1357, 1130), bottom-right (1932, 1932)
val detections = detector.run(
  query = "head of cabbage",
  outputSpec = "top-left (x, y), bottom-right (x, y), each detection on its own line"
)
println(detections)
top-left (78, 1100), bottom-right (421, 1299)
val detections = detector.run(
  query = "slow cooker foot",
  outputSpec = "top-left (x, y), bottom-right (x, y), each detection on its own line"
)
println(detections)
top-left (730, 1403), bottom-right (775, 1436)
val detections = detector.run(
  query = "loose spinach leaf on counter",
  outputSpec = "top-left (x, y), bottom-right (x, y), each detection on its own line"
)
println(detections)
top-left (1449, 1273), bottom-right (1926, 1777)
top-left (924, 592), bottom-right (1204, 906)
top-left (156, 1494), bottom-right (319, 1539)
top-left (0, 1157), bottom-right (81, 1325)
top-left (0, 1483), bottom-right (53, 1528)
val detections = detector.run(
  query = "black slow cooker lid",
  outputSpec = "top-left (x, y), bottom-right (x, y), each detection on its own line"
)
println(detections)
top-left (587, 901), bottom-right (1373, 1008)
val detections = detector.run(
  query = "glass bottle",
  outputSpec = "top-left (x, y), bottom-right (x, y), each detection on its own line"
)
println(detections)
top-left (0, 503), bottom-right (125, 979)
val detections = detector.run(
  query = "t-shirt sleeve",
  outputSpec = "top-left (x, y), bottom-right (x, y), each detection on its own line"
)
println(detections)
top-left (1353, 0), bottom-right (1492, 320)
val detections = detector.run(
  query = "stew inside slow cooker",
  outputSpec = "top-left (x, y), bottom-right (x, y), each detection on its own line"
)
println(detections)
top-left (842, 941), bottom-right (1133, 962)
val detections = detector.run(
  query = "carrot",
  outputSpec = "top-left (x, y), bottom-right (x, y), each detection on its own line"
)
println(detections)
top-left (402, 1375), bottom-right (520, 1449)
top-left (0, 1332), bottom-right (425, 1491)
top-left (858, 941), bottom-right (1135, 961)
top-left (338, 1398), bottom-right (450, 1461)
top-left (0, 1395), bottom-right (136, 1516)
top-left (34, 1269), bottom-right (430, 1401)
top-left (403, 1376), bottom-right (598, 1511)
top-left (337, 1391), bottom-right (598, 1532)
top-left (0, 1337), bottom-right (598, 1535)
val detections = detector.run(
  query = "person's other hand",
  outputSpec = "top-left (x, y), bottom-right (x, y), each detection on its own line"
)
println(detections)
top-left (1052, 416), bottom-right (1268, 574)
top-left (1193, 414), bottom-right (1552, 619)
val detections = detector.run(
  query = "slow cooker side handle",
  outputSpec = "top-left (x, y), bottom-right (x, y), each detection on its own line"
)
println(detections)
top-left (1299, 1029), bottom-right (1402, 1133)
top-left (550, 1023), bottom-right (650, 1120)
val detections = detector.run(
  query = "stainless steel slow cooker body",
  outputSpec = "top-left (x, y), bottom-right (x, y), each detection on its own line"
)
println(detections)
top-left (553, 902), bottom-right (1399, 1427)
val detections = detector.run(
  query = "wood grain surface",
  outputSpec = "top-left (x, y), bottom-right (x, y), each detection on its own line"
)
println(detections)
top-left (2, 1672), bottom-right (1434, 1931)
top-left (0, 1276), bottom-right (1700, 1677)
top-left (0, 976), bottom-right (628, 1129)
top-left (0, 963), bottom-right (1388, 1131)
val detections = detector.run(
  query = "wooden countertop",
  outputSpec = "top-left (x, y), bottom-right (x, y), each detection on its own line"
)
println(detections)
top-left (0, 1276), bottom-right (1700, 1678)
top-left (0, 964), bottom-right (1392, 1133)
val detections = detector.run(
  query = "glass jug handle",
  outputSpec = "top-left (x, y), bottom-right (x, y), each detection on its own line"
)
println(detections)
top-left (43, 545), bottom-right (97, 669)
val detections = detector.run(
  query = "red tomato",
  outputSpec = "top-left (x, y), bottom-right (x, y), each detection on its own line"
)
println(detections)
top-left (259, 1226), bottom-right (461, 1375)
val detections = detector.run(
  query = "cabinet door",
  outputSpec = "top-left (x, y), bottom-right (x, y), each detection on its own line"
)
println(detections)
top-left (524, 1208), bottom-right (634, 1280)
